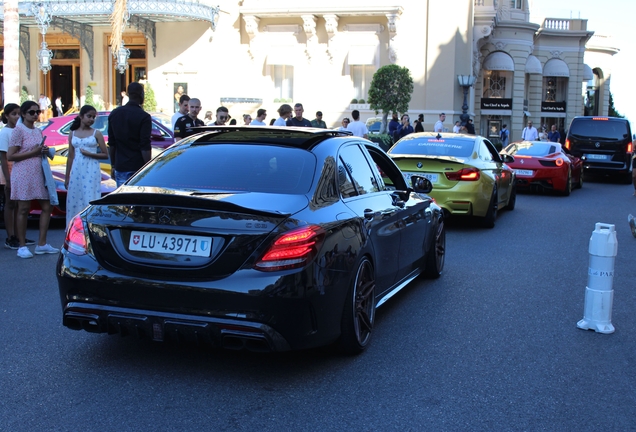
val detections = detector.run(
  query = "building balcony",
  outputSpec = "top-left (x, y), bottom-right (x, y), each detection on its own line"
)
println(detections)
top-left (541, 18), bottom-right (588, 31)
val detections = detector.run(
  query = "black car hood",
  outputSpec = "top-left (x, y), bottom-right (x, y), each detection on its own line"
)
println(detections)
top-left (93, 186), bottom-right (309, 217)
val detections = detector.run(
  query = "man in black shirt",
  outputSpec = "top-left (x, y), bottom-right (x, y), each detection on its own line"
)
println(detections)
top-left (286, 103), bottom-right (312, 127)
top-left (107, 82), bottom-right (152, 187)
top-left (174, 98), bottom-right (204, 139)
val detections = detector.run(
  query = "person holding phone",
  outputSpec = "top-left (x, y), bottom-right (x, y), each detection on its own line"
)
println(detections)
top-left (6, 101), bottom-right (58, 258)
top-left (395, 114), bottom-right (414, 141)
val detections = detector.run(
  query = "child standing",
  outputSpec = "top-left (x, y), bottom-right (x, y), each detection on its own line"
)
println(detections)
top-left (64, 105), bottom-right (108, 228)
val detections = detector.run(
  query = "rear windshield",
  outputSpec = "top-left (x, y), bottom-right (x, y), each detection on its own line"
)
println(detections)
top-left (390, 136), bottom-right (474, 157)
top-left (128, 144), bottom-right (316, 194)
top-left (569, 119), bottom-right (630, 141)
top-left (506, 142), bottom-right (557, 156)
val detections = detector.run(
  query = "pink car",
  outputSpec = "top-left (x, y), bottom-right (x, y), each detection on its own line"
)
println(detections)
top-left (38, 111), bottom-right (175, 148)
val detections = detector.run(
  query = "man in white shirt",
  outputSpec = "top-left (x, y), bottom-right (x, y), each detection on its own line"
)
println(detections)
top-left (452, 120), bottom-right (461, 133)
top-left (38, 93), bottom-right (51, 122)
top-left (274, 104), bottom-right (292, 126)
top-left (250, 109), bottom-right (268, 125)
top-left (171, 94), bottom-right (190, 130)
top-left (347, 110), bottom-right (368, 138)
top-left (521, 120), bottom-right (539, 141)
top-left (434, 113), bottom-right (446, 132)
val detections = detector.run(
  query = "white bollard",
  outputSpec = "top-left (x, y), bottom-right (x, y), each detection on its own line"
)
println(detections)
top-left (577, 223), bottom-right (617, 334)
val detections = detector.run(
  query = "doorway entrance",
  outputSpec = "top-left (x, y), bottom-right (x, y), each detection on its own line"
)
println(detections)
top-left (48, 65), bottom-right (78, 116)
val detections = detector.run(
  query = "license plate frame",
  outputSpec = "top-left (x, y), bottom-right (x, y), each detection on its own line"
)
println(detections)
top-left (129, 231), bottom-right (213, 257)
top-left (403, 172), bottom-right (439, 184)
top-left (514, 169), bottom-right (533, 176)
top-left (585, 154), bottom-right (609, 160)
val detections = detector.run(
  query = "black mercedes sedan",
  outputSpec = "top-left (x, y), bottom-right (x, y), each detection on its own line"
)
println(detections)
top-left (57, 127), bottom-right (445, 353)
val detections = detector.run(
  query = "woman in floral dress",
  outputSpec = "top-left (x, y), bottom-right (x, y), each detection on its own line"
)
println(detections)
top-left (7, 101), bottom-right (59, 258)
top-left (64, 105), bottom-right (108, 228)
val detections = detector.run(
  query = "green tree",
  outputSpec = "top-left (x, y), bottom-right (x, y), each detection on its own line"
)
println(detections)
top-left (142, 81), bottom-right (157, 112)
top-left (367, 65), bottom-right (414, 133)
top-left (84, 85), bottom-right (104, 110)
top-left (608, 91), bottom-right (624, 118)
top-left (19, 85), bottom-right (29, 104)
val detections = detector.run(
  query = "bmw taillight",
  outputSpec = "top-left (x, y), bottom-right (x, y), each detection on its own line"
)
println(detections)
top-left (64, 215), bottom-right (87, 256)
top-left (254, 225), bottom-right (325, 272)
top-left (564, 139), bottom-right (570, 150)
top-left (445, 167), bottom-right (480, 181)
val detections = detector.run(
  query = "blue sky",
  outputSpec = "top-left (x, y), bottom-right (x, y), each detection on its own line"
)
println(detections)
top-left (530, 0), bottom-right (634, 122)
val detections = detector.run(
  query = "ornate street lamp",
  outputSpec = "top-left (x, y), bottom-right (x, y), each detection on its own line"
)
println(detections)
top-left (457, 74), bottom-right (476, 124)
top-left (115, 43), bottom-right (130, 74)
top-left (31, 3), bottom-right (53, 74)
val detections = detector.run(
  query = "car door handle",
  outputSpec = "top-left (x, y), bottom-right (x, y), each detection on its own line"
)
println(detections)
top-left (364, 209), bottom-right (375, 220)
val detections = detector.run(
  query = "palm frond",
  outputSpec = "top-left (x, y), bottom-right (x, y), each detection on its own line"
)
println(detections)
top-left (109, 0), bottom-right (128, 57)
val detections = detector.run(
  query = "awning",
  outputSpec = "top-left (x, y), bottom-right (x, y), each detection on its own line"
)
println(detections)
top-left (524, 111), bottom-right (532, 117)
top-left (483, 51), bottom-right (515, 71)
top-left (543, 59), bottom-right (570, 77)
top-left (348, 45), bottom-right (377, 65)
top-left (525, 55), bottom-right (543, 74)
top-left (583, 64), bottom-right (594, 81)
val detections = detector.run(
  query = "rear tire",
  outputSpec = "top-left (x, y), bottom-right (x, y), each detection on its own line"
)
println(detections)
top-left (561, 168), bottom-right (572, 196)
top-left (481, 186), bottom-right (497, 229)
top-left (576, 169), bottom-right (584, 189)
top-left (423, 218), bottom-right (445, 279)
top-left (338, 258), bottom-right (376, 354)
top-left (506, 185), bottom-right (516, 211)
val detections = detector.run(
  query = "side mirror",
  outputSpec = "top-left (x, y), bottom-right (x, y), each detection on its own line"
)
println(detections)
top-left (150, 129), bottom-right (164, 141)
top-left (501, 154), bottom-right (514, 163)
top-left (411, 176), bottom-right (433, 194)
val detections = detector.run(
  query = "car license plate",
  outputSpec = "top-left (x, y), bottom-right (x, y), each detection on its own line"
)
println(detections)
top-left (585, 154), bottom-right (608, 160)
top-left (129, 231), bottom-right (212, 257)
top-left (403, 172), bottom-right (438, 183)
top-left (514, 169), bottom-right (533, 176)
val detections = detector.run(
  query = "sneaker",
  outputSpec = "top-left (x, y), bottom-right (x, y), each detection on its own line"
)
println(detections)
top-left (17, 246), bottom-right (33, 259)
top-left (4, 237), bottom-right (20, 250)
top-left (34, 244), bottom-right (59, 255)
top-left (629, 214), bottom-right (636, 238)
top-left (25, 237), bottom-right (36, 246)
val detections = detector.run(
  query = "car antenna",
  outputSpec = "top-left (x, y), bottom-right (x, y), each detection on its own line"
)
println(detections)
top-left (436, 133), bottom-right (442, 139)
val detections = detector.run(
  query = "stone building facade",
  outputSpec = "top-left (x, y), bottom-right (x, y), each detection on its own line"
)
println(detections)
top-left (0, 0), bottom-right (618, 141)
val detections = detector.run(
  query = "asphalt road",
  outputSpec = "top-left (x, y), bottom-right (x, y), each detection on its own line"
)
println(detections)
top-left (1, 177), bottom-right (636, 431)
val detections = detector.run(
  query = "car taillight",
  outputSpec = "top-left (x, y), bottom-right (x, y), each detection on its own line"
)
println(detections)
top-left (564, 139), bottom-right (570, 150)
top-left (64, 215), bottom-right (87, 255)
top-left (254, 225), bottom-right (325, 272)
top-left (445, 167), bottom-right (480, 181)
top-left (628, 141), bottom-right (633, 153)
top-left (555, 158), bottom-right (564, 167)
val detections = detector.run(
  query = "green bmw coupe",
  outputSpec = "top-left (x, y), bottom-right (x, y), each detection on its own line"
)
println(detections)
top-left (388, 132), bottom-right (517, 228)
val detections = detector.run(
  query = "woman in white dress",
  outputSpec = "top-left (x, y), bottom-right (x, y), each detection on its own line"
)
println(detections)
top-left (64, 105), bottom-right (108, 228)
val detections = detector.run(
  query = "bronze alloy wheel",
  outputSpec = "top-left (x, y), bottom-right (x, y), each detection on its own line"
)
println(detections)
top-left (340, 258), bottom-right (376, 353)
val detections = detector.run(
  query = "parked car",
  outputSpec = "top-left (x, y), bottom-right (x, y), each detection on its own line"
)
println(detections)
top-left (565, 116), bottom-right (634, 183)
top-left (50, 144), bottom-right (166, 173)
top-left (39, 112), bottom-right (175, 148)
top-left (388, 132), bottom-right (516, 228)
top-left (502, 141), bottom-right (583, 195)
top-left (57, 127), bottom-right (445, 353)
top-left (30, 165), bottom-right (116, 219)
top-left (366, 116), bottom-right (382, 135)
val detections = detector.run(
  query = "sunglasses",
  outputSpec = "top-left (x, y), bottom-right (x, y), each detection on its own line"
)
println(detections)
top-left (27, 110), bottom-right (42, 116)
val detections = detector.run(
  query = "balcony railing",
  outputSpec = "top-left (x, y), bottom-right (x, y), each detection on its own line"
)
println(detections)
top-left (542, 18), bottom-right (588, 31)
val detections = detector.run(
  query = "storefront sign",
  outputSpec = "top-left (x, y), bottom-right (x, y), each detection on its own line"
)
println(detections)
top-left (481, 98), bottom-right (512, 109)
top-left (541, 101), bottom-right (566, 112)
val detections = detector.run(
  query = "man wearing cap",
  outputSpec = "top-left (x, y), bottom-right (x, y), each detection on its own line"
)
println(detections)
top-left (434, 113), bottom-right (446, 132)
top-left (108, 82), bottom-right (152, 187)
top-left (311, 111), bottom-right (327, 128)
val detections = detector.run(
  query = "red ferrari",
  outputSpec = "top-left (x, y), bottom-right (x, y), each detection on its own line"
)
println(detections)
top-left (502, 141), bottom-right (583, 196)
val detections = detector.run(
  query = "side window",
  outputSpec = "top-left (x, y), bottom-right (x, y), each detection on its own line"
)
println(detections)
top-left (483, 139), bottom-right (502, 162)
top-left (479, 142), bottom-right (493, 161)
top-left (338, 144), bottom-right (380, 198)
